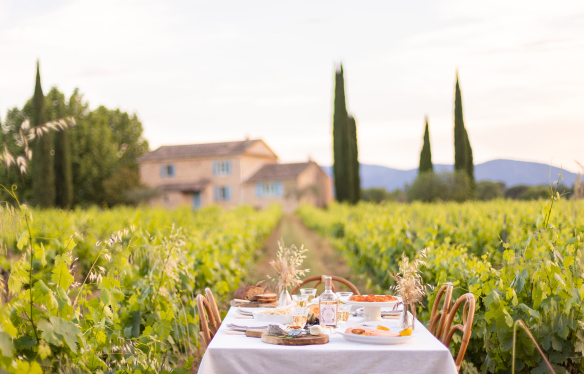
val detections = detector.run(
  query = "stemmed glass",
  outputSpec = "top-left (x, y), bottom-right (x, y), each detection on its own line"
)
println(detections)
top-left (300, 288), bottom-right (317, 302)
top-left (292, 294), bottom-right (309, 307)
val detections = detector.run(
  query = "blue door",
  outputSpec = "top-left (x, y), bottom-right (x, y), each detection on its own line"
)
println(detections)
top-left (193, 192), bottom-right (201, 210)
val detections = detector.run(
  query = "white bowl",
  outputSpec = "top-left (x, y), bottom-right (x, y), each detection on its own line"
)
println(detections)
top-left (252, 312), bottom-right (293, 324)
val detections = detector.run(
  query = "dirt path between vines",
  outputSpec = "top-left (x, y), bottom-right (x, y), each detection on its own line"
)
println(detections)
top-left (245, 214), bottom-right (366, 294)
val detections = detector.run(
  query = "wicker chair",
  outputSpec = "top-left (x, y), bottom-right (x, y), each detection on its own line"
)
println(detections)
top-left (291, 275), bottom-right (360, 295)
top-left (196, 294), bottom-right (219, 349)
top-left (205, 287), bottom-right (222, 327)
top-left (441, 293), bottom-right (476, 372)
top-left (428, 282), bottom-right (454, 342)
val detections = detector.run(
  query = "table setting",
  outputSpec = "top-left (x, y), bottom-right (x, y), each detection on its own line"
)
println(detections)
top-left (198, 244), bottom-right (456, 373)
top-left (198, 303), bottom-right (458, 374)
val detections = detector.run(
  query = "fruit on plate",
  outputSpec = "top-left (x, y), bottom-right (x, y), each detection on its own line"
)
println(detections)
top-left (376, 325), bottom-right (390, 331)
top-left (349, 294), bottom-right (398, 302)
top-left (307, 305), bottom-right (320, 324)
top-left (345, 327), bottom-right (400, 337)
top-left (399, 327), bottom-right (413, 336)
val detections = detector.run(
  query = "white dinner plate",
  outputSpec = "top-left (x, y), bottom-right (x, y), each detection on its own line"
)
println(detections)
top-left (238, 307), bottom-right (257, 315)
top-left (226, 321), bottom-right (270, 332)
top-left (336, 329), bottom-right (417, 345)
top-left (252, 311), bottom-right (293, 324)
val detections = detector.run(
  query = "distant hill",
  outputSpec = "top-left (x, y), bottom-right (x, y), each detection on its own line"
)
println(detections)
top-left (322, 159), bottom-right (578, 191)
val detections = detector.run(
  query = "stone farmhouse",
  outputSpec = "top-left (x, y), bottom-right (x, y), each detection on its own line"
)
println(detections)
top-left (137, 139), bottom-right (332, 212)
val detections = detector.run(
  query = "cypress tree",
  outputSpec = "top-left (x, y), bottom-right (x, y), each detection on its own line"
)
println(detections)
top-left (453, 72), bottom-right (466, 173)
top-left (419, 116), bottom-right (433, 173)
top-left (332, 65), bottom-right (349, 202)
top-left (31, 61), bottom-right (56, 208)
top-left (348, 115), bottom-right (360, 203)
top-left (464, 128), bottom-right (475, 190)
top-left (46, 88), bottom-right (73, 209)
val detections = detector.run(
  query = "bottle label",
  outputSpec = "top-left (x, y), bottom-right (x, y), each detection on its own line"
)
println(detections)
top-left (320, 304), bottom-right (337, 325)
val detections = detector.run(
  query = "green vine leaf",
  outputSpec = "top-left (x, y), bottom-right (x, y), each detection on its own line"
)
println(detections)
top-left (0, 332), bottom-right (14, 358)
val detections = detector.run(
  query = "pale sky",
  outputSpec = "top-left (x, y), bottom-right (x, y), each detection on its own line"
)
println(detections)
top-left (1, 0), bottom-right (583, 172)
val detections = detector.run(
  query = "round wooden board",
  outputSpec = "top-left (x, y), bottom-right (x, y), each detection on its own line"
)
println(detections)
top-left (261, 333), bottom-right (329, 346)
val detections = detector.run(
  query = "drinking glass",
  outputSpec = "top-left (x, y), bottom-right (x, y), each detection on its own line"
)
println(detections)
top-left (292, 307), bottom-right (309, 328)
top-left (292, 294), bottom-right (309, 307)
top-left (335, 292), bottom-right (353, 301)
top-left (300, 288), bottom-right (317, 302)
top-left (337, 303), bottom-right (352, 326)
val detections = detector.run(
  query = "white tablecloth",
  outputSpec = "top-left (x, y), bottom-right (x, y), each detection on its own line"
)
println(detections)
top-left (198, 307), bottom-right (457, 374)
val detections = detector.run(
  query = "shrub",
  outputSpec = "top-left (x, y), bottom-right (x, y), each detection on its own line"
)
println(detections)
top-left (362, 188), bottom-right (406, 203)
top-left (407, 171), bottom-right (473, 202)
top-left (476, 181), bottom-right (506, 201)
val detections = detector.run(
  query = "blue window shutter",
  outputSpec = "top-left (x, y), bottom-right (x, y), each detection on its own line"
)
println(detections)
top-left (276, 182), bottom-right (282, 197)
top-left (160, 165), bottom-right (166, 178)
top-left (225, 186), bottom-right (231, 201)
top-left (226, 161), bottom-right (231, 175)
top-left (256, 183), bottom-right (262, 197)
top-left (213, 161), bottom-right (218, 175)
top-left (214, 186), bottom-right (219, 201)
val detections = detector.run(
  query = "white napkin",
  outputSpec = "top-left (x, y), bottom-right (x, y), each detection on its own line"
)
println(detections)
top-left (224, 331), bottom-right (245, 335)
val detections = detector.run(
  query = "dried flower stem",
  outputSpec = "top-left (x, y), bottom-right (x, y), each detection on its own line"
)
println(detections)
top-left (268, 241), bottom-right (310, 293)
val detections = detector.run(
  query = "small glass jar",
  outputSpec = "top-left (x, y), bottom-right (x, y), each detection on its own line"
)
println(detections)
top-left (291, 307), bottom-right (310, 329)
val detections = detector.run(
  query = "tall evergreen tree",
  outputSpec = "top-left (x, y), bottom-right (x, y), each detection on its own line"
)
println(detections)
top-left (31, 61), bottom-right (56, 208)
top-left (347, 115), bottom-right (360, 203)
top-left (453, 72), bottom-right (475, 192)
top-left (419, 116), bottom-right (433, 173)
top-left (46, 88), bottom-right (73, 209)
top-left (332, 65), bottom-right (350, 202)
top-left (454, 72), bottom-right (466, 173)
top-left (464, 128), bottom-right (475, 189)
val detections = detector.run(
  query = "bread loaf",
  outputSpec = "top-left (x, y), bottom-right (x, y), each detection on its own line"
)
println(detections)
top-left (234, 285), bottom-right (265, 301)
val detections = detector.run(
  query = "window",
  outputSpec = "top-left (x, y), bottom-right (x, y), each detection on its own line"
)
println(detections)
top-left (160, 164), bottom-right (175, 178)
top-left (213, 160), bottom-right (231, 176)
top-left (214, 186), bottom-right (231, 202)
top-left (256, 182), bottom-right (283, 198)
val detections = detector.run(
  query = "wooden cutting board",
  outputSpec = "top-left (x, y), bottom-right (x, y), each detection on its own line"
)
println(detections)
top-left (260, 333), bottom-right (329, 346)
top-left (245, 329), bottom-right (267, 338)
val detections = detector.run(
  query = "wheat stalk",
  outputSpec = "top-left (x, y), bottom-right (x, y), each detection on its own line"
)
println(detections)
top-left (390, 248), bottom-right (431, 306)
top-left (1, 116), bottom-right (75, 175)
top-left (268, 241), bottom-right (310, 293)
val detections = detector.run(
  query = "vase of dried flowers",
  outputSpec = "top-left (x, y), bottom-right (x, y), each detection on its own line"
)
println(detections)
top-left (278, 288), bottom-right (292, 308)
top-left (268, 241), bottom-right (309, 308)
top-left (400, 303), bottom-right (417, 330)
top-left (391, 248), bottom-right (432, 331)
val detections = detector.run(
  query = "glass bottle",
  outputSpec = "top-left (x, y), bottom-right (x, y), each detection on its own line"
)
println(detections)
top-left (319, 276), bottom-right (338, 328)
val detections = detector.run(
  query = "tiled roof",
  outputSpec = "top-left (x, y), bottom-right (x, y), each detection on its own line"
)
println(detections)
top-left (158, 179), bottom-right (210, 192)
top-left (137, 139), bottom-right (266, 162)
top-left (246, 162), bottom-right (313, 183)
